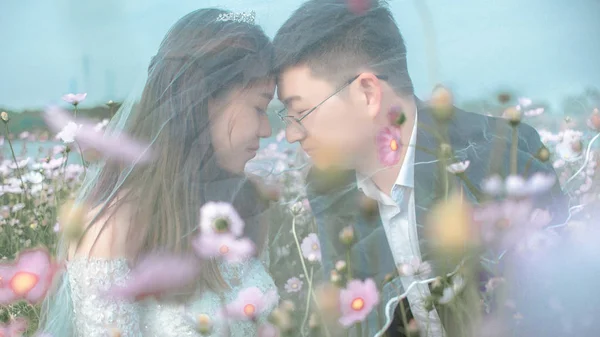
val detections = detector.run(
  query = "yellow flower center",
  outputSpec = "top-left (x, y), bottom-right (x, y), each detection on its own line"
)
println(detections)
top-left (312, 243), bottom-right (318, 251)
top-left (10, 272), bottom-right (39, 295)
top-left (292, 283), bottom-right (298, 289)
top-left (219, 245), bottom-right (230, 255)
top-left (390, 139), bottom-right (398, 151)
top-left (351, 297), bottom-right (365, 311)
top-left (243, 304), bottom-right (256, 316)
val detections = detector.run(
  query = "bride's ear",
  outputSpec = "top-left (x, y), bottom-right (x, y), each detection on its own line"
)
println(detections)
top-left (356, 73), bottom-right (383, 120)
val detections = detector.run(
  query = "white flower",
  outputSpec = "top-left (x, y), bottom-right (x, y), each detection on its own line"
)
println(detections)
top-left (524, 107), bottom-right (544, 117)
top-left (518, 97), bottom-right (532, 108)
top-left (56, 121), bottom-right (82, 143)
top-left (23, 171), bottom-right (44, 185)
top-left (482, 175), bottom-right (503, 195)
top-left (8, 158), bottom-right (30, 170)
top-left (438, 275), bottom-right (465, 304)
top-left (199, 202), bottom-right (245, 237)
top-left (300, 233), bottom-right (321, 262)
top-left (526, 173), bottom-right (556, 195)
top-left (11, 203), bottom-right (25, 213)
top-left (94, 119), bottom-right (110, 132)
top-left (62, 93), bottom-right (87, 105)
top-left (397, 257), bottom-right (432, 277)
top-left (446, 160), bottom-right (470, 174)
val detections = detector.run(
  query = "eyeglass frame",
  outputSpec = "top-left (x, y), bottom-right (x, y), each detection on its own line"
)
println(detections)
top-left (277, 74), bottom-right (389, 132)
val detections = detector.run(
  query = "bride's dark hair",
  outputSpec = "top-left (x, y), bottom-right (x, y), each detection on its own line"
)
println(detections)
top-left (77, 8), bottom-right (274, 290)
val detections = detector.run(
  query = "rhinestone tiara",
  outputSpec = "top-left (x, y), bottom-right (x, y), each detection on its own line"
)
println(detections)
top-left (216, 10), bottom-right (256, 24)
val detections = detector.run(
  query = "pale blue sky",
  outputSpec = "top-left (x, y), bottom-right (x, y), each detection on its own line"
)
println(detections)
top-left (0, 0), bottom-right (598, 111)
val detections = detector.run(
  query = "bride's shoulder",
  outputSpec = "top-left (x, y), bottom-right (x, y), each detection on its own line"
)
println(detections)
top-left (67, 193), bottom-right (137, 261)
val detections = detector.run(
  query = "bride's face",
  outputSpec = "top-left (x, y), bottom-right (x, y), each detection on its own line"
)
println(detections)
top-left (210, 78), bottom-right (275, 174)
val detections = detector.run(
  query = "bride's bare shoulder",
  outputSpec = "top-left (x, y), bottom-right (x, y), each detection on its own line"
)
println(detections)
top-left (68, 193), bottom-right (136, 261)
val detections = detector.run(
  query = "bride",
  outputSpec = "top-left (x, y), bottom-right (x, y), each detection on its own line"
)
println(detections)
top-left (40, 8), bottom-right (278, 337)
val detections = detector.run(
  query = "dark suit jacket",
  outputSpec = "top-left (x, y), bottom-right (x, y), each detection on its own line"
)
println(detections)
top-left (305, 99), bottom-right (569, 337)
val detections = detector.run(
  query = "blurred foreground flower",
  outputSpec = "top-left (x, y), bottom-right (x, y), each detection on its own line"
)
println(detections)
top-left (55, 122), bottom-right (81, 143)
top-left (258, 323), bottom-right (280, 337)
top-left (0, 248), bottom-right (60, 305)
top-left (57, 200), bottom-right (89, 242)
top-left (430, 85), bottom-right (454, 122)
top-left (1, 111), bottom-right (9, 122)
top-left (346, 0), bottom-right (370, 15)
top-left (482, 173), bottom-right (556, 197)
top-left (376, 126), bottom-right (402, 166)
top-left (199, 201), bottom-right (245, 237)
top-left (300, 233), bottom-right (321, 262)
top-left (61, 93), bottom-right (87, 106)
top-left (397, 257), bottom-right (432, 277)
top-left (0, 317), bottom-right (28, 337)
top-left (106, 253), bottom-right (202, 301)
top-left (224, 287), bottom-right (278, 321)
top-left (426, 193), bottom-right (476, 251)
top-left (339, 278), bottom-right (379, 327)
top-left (43, 106), bottom-right (153, 164)
top-left (193, 232), bottom-right (255, 263)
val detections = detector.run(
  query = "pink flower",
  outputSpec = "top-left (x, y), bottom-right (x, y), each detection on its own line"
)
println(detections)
top-left (225, 287), bottom-right (278, 320)
top-left (300, 233), bottom-right (321, 262)
top-left (0, 317), bottom-right (28, 336)
top-left (284, 277), bottom-right (303, 293)
top-left (43, 106), bottom-right (153, 164)
top-left (397, 257), bottom-right (432, 277)
top-left (376, 127), bottom-right (402, 166)
top-left (106, 253), bottom-right (202, 302)
top-left (199, 202), bottom-right (245, 237)
top-left (258, 323), bottom-right (280, 337)
top-left (193, 233), bottom-right (255, 263)
top-left (0, 248), bottom-right (60, 305)
top-left (61, 93), bottom-right (87, 106)
top-left (339, 278), bottom-right (380, 327)
top-left (347, 0), bottom-right (371, 15)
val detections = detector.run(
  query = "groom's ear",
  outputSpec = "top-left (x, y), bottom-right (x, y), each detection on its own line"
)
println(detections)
top-left (356, 73), bottom-right (383, 120)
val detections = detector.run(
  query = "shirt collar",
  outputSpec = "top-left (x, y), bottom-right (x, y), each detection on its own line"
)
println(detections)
top-left (357, 109), bottom-right (418, 202)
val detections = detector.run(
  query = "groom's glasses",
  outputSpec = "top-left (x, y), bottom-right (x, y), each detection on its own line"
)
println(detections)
top-left (277, 74), bottom-right (389, 134)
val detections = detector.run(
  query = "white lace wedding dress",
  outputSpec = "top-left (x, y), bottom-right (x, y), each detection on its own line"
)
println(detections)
top-left (64, 254), bottom-right (277, 337)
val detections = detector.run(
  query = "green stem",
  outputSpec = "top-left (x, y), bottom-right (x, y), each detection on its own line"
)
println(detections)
top-left (510, 126), bottom-right (518, 175)
top-left (457, 173), bottom-right (485, 203)
top-left (291, 215), bottom-right (331, 337)
top-left (346, 250), bottom-right (352, 280)
top-left (74, 105), bottom-right (78, 118)
top-left (398, 298), bottom-right (410, 336)
top-left (523, 156), bottom-right (533, 177)
top-left (75, 141), bottom-right (87, 178)
top-left (302, 266), bottom-right (314, 332)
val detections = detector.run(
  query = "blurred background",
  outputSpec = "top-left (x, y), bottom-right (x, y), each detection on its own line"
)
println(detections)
top-left (1, 0), bottom-right (599, 135)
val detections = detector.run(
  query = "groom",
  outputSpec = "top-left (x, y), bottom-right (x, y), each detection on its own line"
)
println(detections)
top-left (273, 0), bottom-right (569, 336)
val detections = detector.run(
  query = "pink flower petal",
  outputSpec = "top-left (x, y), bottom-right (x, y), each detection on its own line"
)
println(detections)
top-left (225, 287), bottom-right (278, 320)
top-left (106, 253), bottom-right (202, 301)
top-left (43, 106), bottom-right (153, 164)
top-left (347, 0), bottom-right (371, 15)
top-left (339, 278), bottom-right (379, 327)
top-left (192, 233), bottom-right (255, 263)
top-left (376, 127), bottom-right (402, 166)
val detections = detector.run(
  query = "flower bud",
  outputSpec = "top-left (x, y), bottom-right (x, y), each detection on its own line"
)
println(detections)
top-left (536, 146), bottom-right (550, 162)
top-left (280, 300), bottom-right (295, 312)
top-left (330, 270), bottom-right (342, 286)
top-left (589, 108), bottom-right (600, 130)
top-left (430, 85), bottom-right (454, 122)
top-left (1, 111), bottom-right (8, 123)
top-left (335, 260), bottom-right (347, 273)
top-left (58, 200), bottom-right (88, 241)
top-left (497, 93), bottom-right (511, 104)
top-left (339, 226), bottom-right (355, 246)
top-left (503, 107), bottom-right (522, 126)
top-left (195, 314), bottom-right (213, 335)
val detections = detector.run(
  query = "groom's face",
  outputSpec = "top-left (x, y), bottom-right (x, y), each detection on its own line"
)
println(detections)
top-left (277, 65), bottom-right (377, 169)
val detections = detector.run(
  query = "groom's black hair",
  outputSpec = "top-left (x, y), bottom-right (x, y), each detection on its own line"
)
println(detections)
top-left (273, 0), bottom-right (414, 96)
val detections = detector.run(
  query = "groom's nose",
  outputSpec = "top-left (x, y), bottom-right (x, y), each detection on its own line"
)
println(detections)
top-left (284, 125), bottom-right (305, 143)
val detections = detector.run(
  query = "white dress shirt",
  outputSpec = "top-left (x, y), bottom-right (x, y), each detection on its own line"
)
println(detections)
top-left (356, 111), bottom-right (444, 336)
